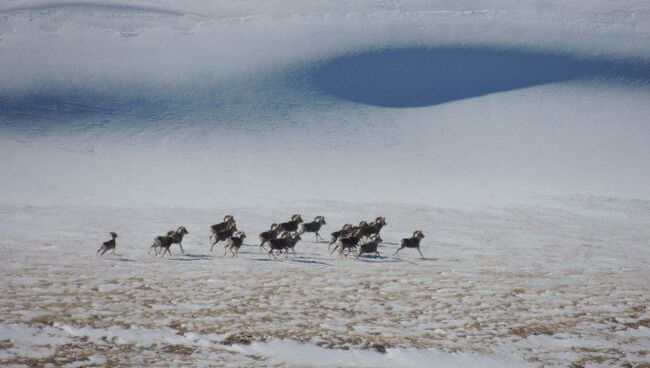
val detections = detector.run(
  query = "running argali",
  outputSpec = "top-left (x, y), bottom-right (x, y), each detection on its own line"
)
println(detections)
top-left (224, 232), bottom-right (246, 257)
top-left (393, 230), bottom-right (425, 258)
top-left (97, 232), bottom-right (118, 256)
top-left (276, 214), bottom-right (303, 233)
top-left (299, 216), bottom-right (326, 242)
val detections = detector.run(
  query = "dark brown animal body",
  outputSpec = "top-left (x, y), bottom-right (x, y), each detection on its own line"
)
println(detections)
top-left (356, 235), bottom-right (382, 259)
top-left (97, 232), bottom-right (118, 256)
top-left (276, 214), bottom-right (303, 233)
top-left (393, 230), bottom-right (425, 258)
top-left (299, 216), bottom-right (326, 242)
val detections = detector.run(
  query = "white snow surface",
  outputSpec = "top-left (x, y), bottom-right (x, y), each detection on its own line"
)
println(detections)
top-left (1, 199), bottom-right (649, 366)
top-left (1, 1), bottom-right (650, 367)
top-left (0, 0), bottom-right (649, 207)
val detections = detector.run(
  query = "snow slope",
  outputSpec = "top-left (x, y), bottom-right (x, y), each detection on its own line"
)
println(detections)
top-left (1, 0), bottom-right (650, 207)
top-left (1, 1), bottom-right (650, 367)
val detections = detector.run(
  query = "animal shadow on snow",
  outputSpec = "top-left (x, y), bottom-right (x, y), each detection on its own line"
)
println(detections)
top-left (99, 256), bottom-right (135, 262)
top-left (167, 253), bottom-right (212, 261)
top-left (290, 257), bottom-right (332, 266)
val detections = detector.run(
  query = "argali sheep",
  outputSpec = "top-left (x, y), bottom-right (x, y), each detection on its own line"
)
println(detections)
top-left (224, 232), bottom-right (246, 257)
top-left (359, 217), bottom-right (387, 238)
top-left (299, 216), bottom-right (326, 242)
top-left (276, 214), bottom-right (303, 233)
top-left (97, 232), bottom-right (118, 256)
top-left (267, 232), bottom-right (302, 259)
top-left (150, 234), bottom-right (175, 257)
top-left (210, 215), bottom-right (236, 243)
top-left (393, 230), bottom-right (425, 258)
top-left (331, 235), bottom-right (361, 257)
top-left (355, 234), bottom-right (382, 259)
top-left (210, 226), bottom-right (238, 252)
top-left (259, 223), bottom-right (279, 252)
top-left (166, 226), bottom-right (189, 254)
top-left (328, 223), bottom-right (353, 249)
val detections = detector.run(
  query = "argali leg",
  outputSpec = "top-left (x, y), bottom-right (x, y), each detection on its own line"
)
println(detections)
top-left (393, 247), bottom-right (404, 256)
top-left (417, 247), bottom-right (424, 259)
top-left (179, 243), bottom-right (184, 254)
top-left (330, 244), bottom-right (340, 255)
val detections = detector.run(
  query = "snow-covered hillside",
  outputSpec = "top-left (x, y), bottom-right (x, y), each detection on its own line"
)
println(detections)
top-left (1, 1), bottom-right (649, 367)
top-left (1, 0), bottom-right (650, 207)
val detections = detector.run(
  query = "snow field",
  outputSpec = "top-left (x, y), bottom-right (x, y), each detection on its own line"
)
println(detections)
top-left (1, 197), bottom-right (649, 366)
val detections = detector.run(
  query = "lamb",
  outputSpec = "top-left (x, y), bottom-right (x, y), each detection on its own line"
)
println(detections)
top-left (97, 232), bottom-right (118, 256)
top-left (299, 216), bottom-right (326, 242)
top-left (331, 235), bottom-right (361, 257)
top-left (166, 226), bottom-right (189, 254)
top-left (267, 232), bottom-right (301, 259)
top-left (224, 232), bottom-right (246, 257)
top-left (259, 223), bottom-right (279, 252)
top-left (355, 234), bottom-right (382, 259)
top-left (328, 223), bottom-right (353, 249)
top-left (276, 214), bottom-right (303, 233)
top-left (210, 215), bottom-right (236, 242)
top-left (393, 230), bottom-right (425, 258)
top-left (210, 225), bottom-right (237, 252)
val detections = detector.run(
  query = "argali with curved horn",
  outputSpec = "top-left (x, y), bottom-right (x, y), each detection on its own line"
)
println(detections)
top-left (210, 215), bottom-right (236, 243)
top-left (299, 216), bottom-right (327, 242)
top-left (276, 214), bottom-right (304, 233)
top-left (393, 230), bottom-right (425, 258)
top-left (166, 226), bottom-right (189, 254)
top-left (259, 223), bottom-right (279, 252)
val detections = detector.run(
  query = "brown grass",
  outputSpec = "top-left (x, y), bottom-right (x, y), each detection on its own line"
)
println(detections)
top-left (29, 315), bottom-right (57, 326)
top-left (509, 324), bottom-right (555, 337)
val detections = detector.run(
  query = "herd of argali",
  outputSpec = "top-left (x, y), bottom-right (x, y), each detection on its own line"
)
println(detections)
top-left (98, 215), bottom-right (426, 260)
